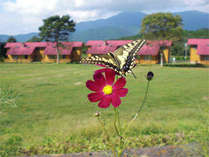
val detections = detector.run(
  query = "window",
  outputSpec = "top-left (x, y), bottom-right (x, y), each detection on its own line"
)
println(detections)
top-left (144, 55), bottom-right (152, 60)
top-left (13, 55), bottom-right (18, 60)
top-left (191, 45), bottom-right (197, 50)
top-left (24, 55), bottom-right (28, 59)
top-left (48, 55), bottom-right (56, 59)
top-left (202, 56), bottom-right (209, 61)
top-left (62, 55), bottom-right (66, 59)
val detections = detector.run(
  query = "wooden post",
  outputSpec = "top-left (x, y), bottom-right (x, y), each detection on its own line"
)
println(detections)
top-left (56, 42), bottom-right (60, 64)
top-left (56, 46), bottom-right (60, 64)
top-left (160, 53), bottom-right (163, 67)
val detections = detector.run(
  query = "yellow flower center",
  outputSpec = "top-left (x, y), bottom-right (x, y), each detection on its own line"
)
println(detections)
top-left (103, 85), bottom-right (113, 95)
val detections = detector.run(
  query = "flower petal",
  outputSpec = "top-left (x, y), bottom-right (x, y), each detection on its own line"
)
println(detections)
top-left (94, 68), bottom-right (107, 75)
top-left (111, 93), bottom-right (121, 108)
top-left (88, 92), bottom-right (104, 102)
top-left (113, 77), bottom-right (126, 89)
top-left (96, 64), bottom-right (106, 67)
top-left (93, 72), bottom-right (105, 82)
top-left (105, 69), bottom-right (115, 85)
top-left (98, 95), bottom-right (111, 108)
top-left (93, 72), bottom-right (106, 89)
top-left (115, 88), bottom-right (128, 97)
top-left (86, 80), bottom-right (100, 91)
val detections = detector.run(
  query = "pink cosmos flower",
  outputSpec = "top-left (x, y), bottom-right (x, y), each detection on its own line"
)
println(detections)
top-left (86, 68), bottom-right (128, 108)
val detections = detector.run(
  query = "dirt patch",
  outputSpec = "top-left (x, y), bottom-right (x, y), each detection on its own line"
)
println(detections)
top-left (202, 96), bottom-right (209, 101)
top-left (74, 82), bottom-right (82, 86)
top-left (23, 143), bottom-right (203, 157)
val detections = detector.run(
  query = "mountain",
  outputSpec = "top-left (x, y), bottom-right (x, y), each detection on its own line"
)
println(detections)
top-left (0, 32), bottom-right (38, 43)
top-left (0, 11), bottom-right (208, 42)
top-left (68, 12), bottom-right (145, 41)
top-left (70, 12), bottom-right (146, 41)
top-left (76, 12), bottom-right (145, 32)
top-left (174, 11), bottom-right (209, 30)
top-left (0, 35), bottom-right (9, 42)
top-left (71, 26), bottom-right (138, 41)
top-left (14, 33), bottom-right (38, 42)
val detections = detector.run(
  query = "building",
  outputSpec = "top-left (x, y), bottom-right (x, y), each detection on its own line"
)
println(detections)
top-left (5, 42), bottom-right (42, 63)
top-left (85, 40), bottom-right (172, 65)
top-left (86, 45), bottom-right (117, 56)
top-left (43, 42), bottom-right (83, 63)
top-left (0, 42), bottom-right (6, 61)
top-left (85, 40), bottom-right (132, 56)
top-left (106, 40), bottom-right (132, 49)
top-left (187, 38), bottom-right (209, 65)
top-left (85, 40), bottom-right (106, 57)
top-left (137, 40), bottom-right (172, 64)
top-left (4, 42), bottom-right (83, 63)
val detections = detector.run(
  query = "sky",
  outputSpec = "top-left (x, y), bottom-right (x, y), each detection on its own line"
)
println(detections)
top-left (0, 0), bottom-right (209, 35)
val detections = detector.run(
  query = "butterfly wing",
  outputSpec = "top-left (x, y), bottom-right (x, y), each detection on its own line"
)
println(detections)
top-left (80, 53), bottom-right (121, 73)
top-left (111, 39), bottom-right (146, 75)
top-left (80, 39), bottom-right (146, 77)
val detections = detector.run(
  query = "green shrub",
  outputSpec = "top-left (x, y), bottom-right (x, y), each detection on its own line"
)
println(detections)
top-left (0, 85), bottom-right (19, 108)
top-left (0, 135), bottom-right (23, 157)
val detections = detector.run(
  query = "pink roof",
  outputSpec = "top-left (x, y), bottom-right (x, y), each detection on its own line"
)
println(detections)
top-left (157, 40), bottom-right (172, 47)
top-left (187, 38), bottom-right (209, 45)
top-left (5, 42), bottom-right (48, 55)
top-left (44, 47), bottom-right (73, 55)
top-left (61, 41), bottom-right (83, 47)
top-left (197, 44), bottom-right (209, 55)
top-left (106, 40), bottom-right (132, 46)
top-left (44, 42), bottom-right (82, 55)
top-left (5, 42), bottom-right (22, 48)
top-left (5, 42), bottom-right (82, 48)
top-left (5, 42), bottom-right (48, 48)
top-left (138, 40), bottom-right (172, 56)
top-left (7, 46), bottom-right (35, 55)
top-left (87, 46), bottom-right (117, 54)
top-left (86, 40), bottom-right (172, 56)
top-left (5, 42), bottom-right (38, 55)
top-left (25, 42), bottom-right (47, 47)
top-left (138, 43), bottom-right (160, 56)
top-left (187, 38), bottom-right (209, 55)
top-left (5, 41), bottom-right (83, 55)
top-left (85, 40), bottom-right (105, 47)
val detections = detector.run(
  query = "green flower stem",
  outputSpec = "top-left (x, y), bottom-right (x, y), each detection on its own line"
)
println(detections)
top-left (114, 107), bottom-right (125, 157)
top-left (97, 116), bottom-right (116, 157)
top-left (116, 108), bottom-right (125, 147)
top-left (124, 80), bottom-right (150, 135)
top-left (114, 108), bottom-right (121, 137)
top-left (116, 108), bottom-right (121, 133)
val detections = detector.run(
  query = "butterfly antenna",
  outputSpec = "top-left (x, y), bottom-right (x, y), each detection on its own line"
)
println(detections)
top-left (130, 69), bottom-right (137, 79)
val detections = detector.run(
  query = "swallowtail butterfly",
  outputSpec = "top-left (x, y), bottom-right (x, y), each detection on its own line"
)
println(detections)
top-left (81, 39), bottom-right (146, 78)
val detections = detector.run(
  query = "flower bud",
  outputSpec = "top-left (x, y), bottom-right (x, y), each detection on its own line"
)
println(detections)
top-left (94, 112), bottom-right (100, 117)
top-left (146, 71), bottom-right (154, 81)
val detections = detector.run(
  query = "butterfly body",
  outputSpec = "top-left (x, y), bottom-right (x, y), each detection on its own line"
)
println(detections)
top-left (81, 39), bottom-right (146, 77)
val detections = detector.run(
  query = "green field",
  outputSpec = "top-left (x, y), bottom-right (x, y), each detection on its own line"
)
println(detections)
top-left (0, 63), bottom-right (208, 156)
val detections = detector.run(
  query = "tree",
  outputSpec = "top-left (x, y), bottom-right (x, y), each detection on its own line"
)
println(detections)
top-left (170, 28), bottom-right (209, 57)
top-left (7, 36), bottom-right (17, 42)
top-left (140, 13), bottom-right (183, 66)
top-left (140, 12), bottom-right (183, 41)
top-left (27, 36), bottom-right (41, 42)
top-left (0, 42), bottom-right (6, 62)
top-left (183, 28), bottom-right (209, 39)
top-left (39, 15), bottom-right (76, 64)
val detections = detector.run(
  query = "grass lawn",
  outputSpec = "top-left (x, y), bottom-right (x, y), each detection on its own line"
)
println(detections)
top-left (0, 63), bottom-right (208, 156)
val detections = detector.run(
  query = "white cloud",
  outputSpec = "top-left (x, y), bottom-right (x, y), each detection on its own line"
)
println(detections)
top-left (66, 10), bottom-right (119, 22)
top-left (184, 0), bottom-right (208, 6)
top-left (0, 0), bottom-right (208, 34)
top-left (184, 0), bottom-right (209, 12)
top-left (3, 0), bottom-right (59, 15)
top-left (1, 0), bottom-right (120, 34)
